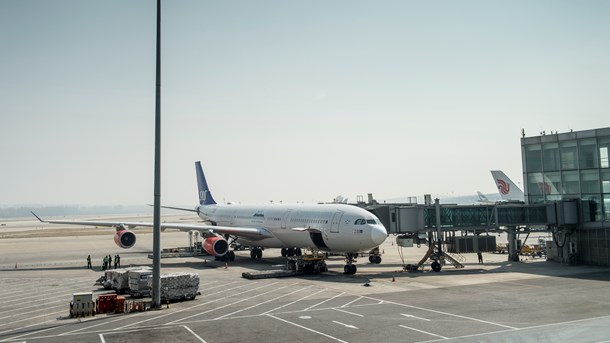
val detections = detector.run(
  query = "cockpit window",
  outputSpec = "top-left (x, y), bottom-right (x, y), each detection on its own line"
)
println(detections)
top-left (354, 219), bottom-right (368, 225)
top-left (366, 219), bottom-right (376, 224)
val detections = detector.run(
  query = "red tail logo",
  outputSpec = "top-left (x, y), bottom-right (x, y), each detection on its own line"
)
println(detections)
top-left (496, 179), bottom-right (510, 195)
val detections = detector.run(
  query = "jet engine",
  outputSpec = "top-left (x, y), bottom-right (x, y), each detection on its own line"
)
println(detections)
top-left (114, 229), bottom-right (137, 249)
top-left (203, 236), bottom-right (229, 256)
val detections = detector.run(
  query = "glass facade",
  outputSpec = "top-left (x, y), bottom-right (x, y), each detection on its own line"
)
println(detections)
top-left (522, 127), bottom-right (610, 222)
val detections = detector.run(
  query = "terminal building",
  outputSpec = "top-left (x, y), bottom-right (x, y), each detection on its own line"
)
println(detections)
top-left (522, 126), bottom-right (610, 266)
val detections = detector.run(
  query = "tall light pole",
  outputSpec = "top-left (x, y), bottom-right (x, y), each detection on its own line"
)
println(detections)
top-left (152, 0), bottom-right (162, 309)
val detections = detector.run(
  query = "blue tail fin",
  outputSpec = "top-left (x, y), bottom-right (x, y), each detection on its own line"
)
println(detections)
top-left (195, 161), bottom-right (217, 205)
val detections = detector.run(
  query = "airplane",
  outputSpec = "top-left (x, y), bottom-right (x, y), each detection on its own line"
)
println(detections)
top-left (32, 162), bottom-right (388, 275)
top-left (490, 170), bottom-right (525, 201)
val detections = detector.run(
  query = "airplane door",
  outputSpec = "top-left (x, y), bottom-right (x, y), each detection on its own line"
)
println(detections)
top-left (282, 210), bottom-right (292, 229)
top-left (330, 211), bottom-right (343, 233)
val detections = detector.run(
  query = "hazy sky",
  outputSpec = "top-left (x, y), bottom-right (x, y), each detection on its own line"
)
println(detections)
top-left (1, 1), bottom-right (609, 206)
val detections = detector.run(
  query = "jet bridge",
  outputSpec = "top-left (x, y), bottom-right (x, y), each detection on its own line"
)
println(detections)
top-left (366, 199), bottom-right (579, 266)
top-left (367, 200), bottom-right (578, 234)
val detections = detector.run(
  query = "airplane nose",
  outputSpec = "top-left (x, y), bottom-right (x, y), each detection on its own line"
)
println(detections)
top-left (371, 225), bottom-right (387, 246)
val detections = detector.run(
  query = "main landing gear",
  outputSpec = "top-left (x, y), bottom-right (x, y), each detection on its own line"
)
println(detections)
top-left (344, 253), bottom-right (357, 275)
top-left (250, 247), bottom-right (263, 260)
top-left (281, 247), bottom-right (302, 257)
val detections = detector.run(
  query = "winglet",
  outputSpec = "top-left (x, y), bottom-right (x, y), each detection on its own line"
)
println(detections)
top-left (195, 161), bottom-right (217, 205)
top-left (31, 211), bottom-right (45, 222)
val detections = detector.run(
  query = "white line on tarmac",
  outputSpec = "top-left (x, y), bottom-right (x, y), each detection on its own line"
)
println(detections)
top-left (0, 318), bottom-right (58, 340)
top-left (261, 288), bottom-right (326, 315)
top-left (0, 302), bottom-right (66, 321)
top-left (0, 280), bottom-right (94, 305)
top-left (99, 333), bottom-right (106, 343)
top-left (182, 325), bottom-right (207, 343)
top-left (60, 312), bottom-right (142, 335)
top-left (0, 310), bottom-right (65, 330)
top-left (169, 284), bottom-right (293, 325)
top-left (213, 285), bottom-right (312, 320)
top-left (400, 324), bottom-right (448, 339)
top-left (304, 292), bottom-right (345, 311)
top-left (415, 315), bottom-right (610, 343)
top-left (364, 296), bottom-right (518, 330)
top-left (332, 320), bottom-right (358, 329)
top-left (334, 308), bottom-right (364, 317)
top-left (340, 296), bottom-right (363, 308)
top-left (266, 314), bottom-right (348, 343)
top-left (115, 282), bottom-right (274, 330)
top-left (401, 313), bottom-right (431, 321)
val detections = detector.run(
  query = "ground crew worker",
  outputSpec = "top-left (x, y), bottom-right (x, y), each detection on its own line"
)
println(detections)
top-left (477, 252), bottom-right (484, 264)
top-left (102, 256), bottom-right (107, 270)
top-left (107, 254), bottom-right (112, 269)
top-left (115, 254), bottom-right (121, 268)
top-left (87, 255), bottom-right (92, 269)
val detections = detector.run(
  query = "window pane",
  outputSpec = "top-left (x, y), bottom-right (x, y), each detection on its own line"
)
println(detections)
top-left (525, 144), bottom-right (542, 172)
top-left (581, 170), bottom-right (600, 193)
top-left (602, 170), bottom-right (610, 193)
top-left (560, 140), bottom-right (578, 170)
top-left (544, 172), bottom-right (562, 195)
top-left (604, 194), bottom-right (610, 221)
top-left (599, 136), bottom-right (610, 168)
top-left (527, 173), bottom-right (542, 195)
top-left (562, 171), bottom-right (580, 194)
top-left (579, 138), bottom-right (598, 169)
top-left (581, 194), bottom-right (602, 222)
top-left (543, 142), bottom-right (560, 171)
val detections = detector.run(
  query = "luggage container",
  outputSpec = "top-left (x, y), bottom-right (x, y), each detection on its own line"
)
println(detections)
top-left (70, 292), bottom-right (95, 318)
top-left (115, 296), bottom-right (125, 314)
top-left (97, 293), bottom-right (117, 314)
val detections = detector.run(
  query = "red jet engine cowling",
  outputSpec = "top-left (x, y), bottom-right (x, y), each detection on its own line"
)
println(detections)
top-left (203, 236), bottom-right (229, 256)
top-left (114, 229), bottom-right (137, 249)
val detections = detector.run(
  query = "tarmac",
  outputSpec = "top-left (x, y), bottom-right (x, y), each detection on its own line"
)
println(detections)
top-left (1, 214), bottom-right (610, 342)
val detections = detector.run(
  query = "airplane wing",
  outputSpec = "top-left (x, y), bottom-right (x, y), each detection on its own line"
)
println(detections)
top-left (31, 212), bottom-right (274, 241)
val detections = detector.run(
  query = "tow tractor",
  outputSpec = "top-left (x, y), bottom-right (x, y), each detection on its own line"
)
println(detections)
top-left (286, 250), bottom-right (328, 274)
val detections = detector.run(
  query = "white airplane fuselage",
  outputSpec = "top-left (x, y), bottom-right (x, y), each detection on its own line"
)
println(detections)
top-left (197, 203), bottom-right (387, 253)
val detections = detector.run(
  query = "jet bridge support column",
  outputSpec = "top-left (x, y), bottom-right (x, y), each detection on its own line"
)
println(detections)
top-left (507, 226), bottom-right (519, 262)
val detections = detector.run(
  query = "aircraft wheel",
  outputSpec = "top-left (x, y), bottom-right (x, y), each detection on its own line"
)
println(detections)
top-left (287, 248), bottom-right (294, 257)
top-left (344, 265), bottom-right (351, 274)
top-left (227, 251), bottom-right (235, 262)
top-left (295, 248), bottom-right (302, 256)
top-left (431, 261), bottom-right (441, 272)
top-left (281, 248), bottom-right (287, 257)
top-left (374, 256), bottom-right (382, 264)
top-left (350, 265), bottom-right (357, 274)
top-left (368, 256), bottom-right (374, 263)
top-left (256, 249), bottom-right (263, 259)
top-left (250, 250), bottom-right (257, 260)
top-left (303, 264), bottom-right (314, 274)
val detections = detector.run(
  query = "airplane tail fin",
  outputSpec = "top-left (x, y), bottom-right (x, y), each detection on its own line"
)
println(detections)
top-left (195, 161), bottom-right (217, 205)
top-left (490, 170), bottom-right (524, 201)
top-left (477, 191), bottom-right (489, 202)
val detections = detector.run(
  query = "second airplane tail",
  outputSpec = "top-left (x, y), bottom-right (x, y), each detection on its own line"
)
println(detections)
top-left (490, 170), bottom-right (524, 201)
top-left (195, 161), bottom-right (217, 205)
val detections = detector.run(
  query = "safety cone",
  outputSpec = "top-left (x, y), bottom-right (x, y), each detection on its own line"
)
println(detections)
top-left (382, 249), bottom-right (385, 254)
top-left (392, 275), bottom-right (395, 282)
